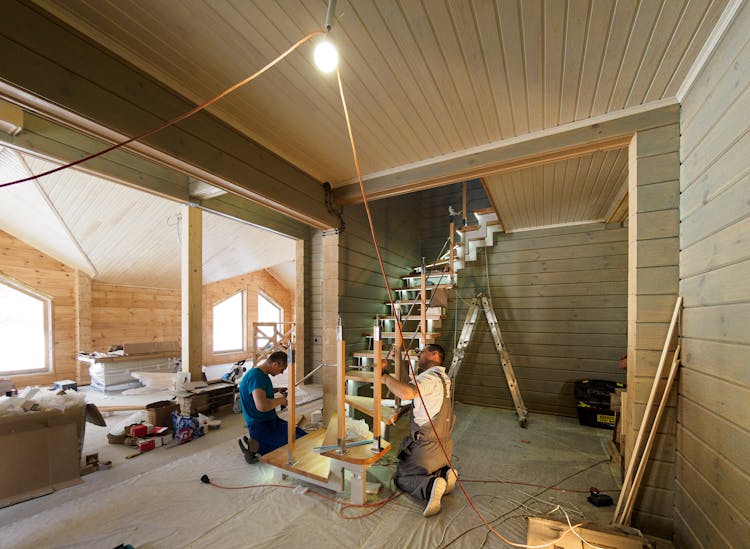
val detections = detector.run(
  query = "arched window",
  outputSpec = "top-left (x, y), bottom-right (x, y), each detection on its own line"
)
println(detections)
top-left (0, 276), bottom-right (52, 375)
top-left (212, 290), bottom-right (246, 353)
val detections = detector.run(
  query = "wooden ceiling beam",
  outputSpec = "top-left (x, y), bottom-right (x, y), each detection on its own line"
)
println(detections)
top-left (0, 0), bottom-right (337, 229)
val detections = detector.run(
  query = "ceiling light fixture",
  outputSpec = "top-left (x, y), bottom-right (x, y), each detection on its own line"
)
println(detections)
top-left (314, 40), bottom-right (339, 73)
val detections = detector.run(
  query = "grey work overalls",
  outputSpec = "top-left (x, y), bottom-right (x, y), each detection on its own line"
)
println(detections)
top-left (393, 368), bottom-right (455, 500)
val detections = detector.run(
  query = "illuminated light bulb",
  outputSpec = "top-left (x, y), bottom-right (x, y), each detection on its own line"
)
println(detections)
top-left (314, 40), bottom-right (339, 73)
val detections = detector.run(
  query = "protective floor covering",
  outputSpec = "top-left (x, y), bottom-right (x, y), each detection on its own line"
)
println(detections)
top-left (0, 403), bottom-right (625, 548)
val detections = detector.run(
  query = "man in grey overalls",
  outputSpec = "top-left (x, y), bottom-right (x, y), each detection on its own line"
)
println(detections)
top-left (383, 343), bottom-right (458, 517)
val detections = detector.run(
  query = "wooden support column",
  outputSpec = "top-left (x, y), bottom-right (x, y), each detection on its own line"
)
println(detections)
top-left (321, 232), bottom-right (340, 421)
top-left (181, 205), bottom-right (203, 382)
top-left (626, 122), bottom-right (680, 538)
top-left (294, 239), bottom-right (305, 384)
top-left (74, 270), bottom-right (92, 385)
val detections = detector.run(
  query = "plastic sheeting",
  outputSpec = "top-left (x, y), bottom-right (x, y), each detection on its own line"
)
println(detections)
top-left (0, 403), bottom-right (620, 548)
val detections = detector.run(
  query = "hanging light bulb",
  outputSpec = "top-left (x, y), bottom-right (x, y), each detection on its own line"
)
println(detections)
top-left (314, 40), bottom-right (339, 73)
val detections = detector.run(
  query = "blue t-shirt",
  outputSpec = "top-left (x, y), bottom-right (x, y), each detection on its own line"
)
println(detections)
top-left (239, 368), bottom-right (277, 426)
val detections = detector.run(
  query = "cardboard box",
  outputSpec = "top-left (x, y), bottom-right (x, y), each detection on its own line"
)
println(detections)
top-left (0, 404), bottom-right (85, 508)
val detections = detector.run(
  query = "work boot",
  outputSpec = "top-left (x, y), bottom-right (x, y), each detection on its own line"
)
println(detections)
top-left (238, 437), bottom-right (259, 464)
top-left (443, 467), bottom-right (458, 494)
top-left (243, 435), bottom-right (260, 454)
top-left (423, 477), bottom-right (447, 517)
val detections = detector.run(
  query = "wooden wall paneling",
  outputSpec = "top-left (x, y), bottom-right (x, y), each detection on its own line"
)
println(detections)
top-left (676, 4), bottom-right (750, 546)
top-left (677, 427), bottom-right (750, 518)
top-left (202, 269), bottom-right (294, 366)
top-left (309, 231), bottom-right (323, 373)
top-left (680, 168), bottom-right (750, 248)
top-left (675, 454), bottom-right (750, 546)
top-left (681, 337), bottom-right (748, 386)
top-left (673, 482), bottom-right (732, 548)
top-left (321, 231), bottom-right (340, 420)
top-left (681, 212), bottom-right (750, 278)
top-left (448, 223), bottom-right (628, 416)
top-left (0, 230), bottom-right (77, 386)
top-left (626, 124), bottom-right (680, 537)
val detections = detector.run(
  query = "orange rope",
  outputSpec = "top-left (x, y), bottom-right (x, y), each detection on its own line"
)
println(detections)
top-left (0, 30), bottom-right (323, 189)
top-left (334, 65), bottom-right (594, 549)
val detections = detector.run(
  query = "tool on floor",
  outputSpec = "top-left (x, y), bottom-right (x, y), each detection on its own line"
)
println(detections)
top-left (448, 293), bottom-right (528, 427)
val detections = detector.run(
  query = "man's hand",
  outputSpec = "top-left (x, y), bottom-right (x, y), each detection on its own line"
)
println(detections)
top-left (380, 359), bottom-right (393, 375)
top-left (278, 395), bottom-right (288, 410)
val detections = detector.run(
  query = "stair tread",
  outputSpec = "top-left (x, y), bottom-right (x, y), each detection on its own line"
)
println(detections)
top-left (364, 332), bottom-right (440, 339)
top-left (380, 314), bottom-right (445, 321)
top-left (345, 395), bottom-right (409, 426)
top-left (259, 429), bottom-right (331, 483)
top-left (345, 369), bottom-right (383, 382)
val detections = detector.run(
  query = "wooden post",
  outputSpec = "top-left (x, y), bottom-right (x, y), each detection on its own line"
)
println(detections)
top-left (462, 181), bottom-right (468, 227)
top-left (622, 344), bottom-right (682, 525)
top-left (373, 319), bottom-right (382, 449)
top-left (180, 205), bottom-right (203, 382)
top-left (613, 295), bottom-right (682, 524)
top-left (420, 258), bottom-right (427, 347)
top-left (449, 221), bottom-right (455, 277)
top-left (287, 342), bottom-right (296, 464)
top-left (394, 307), bottom-right (403, 409)
top-left (336, 321), bottom-right (346, 454)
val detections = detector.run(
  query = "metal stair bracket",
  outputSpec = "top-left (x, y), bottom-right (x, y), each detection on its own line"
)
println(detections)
top-left (448, 293), bottom-right (528, 428)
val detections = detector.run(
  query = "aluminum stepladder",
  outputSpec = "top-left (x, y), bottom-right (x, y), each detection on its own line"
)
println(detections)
top-left (448, 293), bottom-right (528, 427)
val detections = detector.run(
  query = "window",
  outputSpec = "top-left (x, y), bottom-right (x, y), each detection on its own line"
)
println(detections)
top-left (256, 292), bottom-right (283, 349)
top-left (212, 290), bottom-right (245, 353)
top-left (0, 277), bottom-right (52, 375)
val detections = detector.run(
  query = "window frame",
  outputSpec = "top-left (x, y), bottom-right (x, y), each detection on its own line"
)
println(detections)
top-left (0, 275), bottom-right (53, 377)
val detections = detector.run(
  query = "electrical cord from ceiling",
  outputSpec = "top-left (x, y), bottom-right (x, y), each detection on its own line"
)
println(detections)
top-left (0, 30), bottom-right (324, 190)
top-left (332, 62), bottom-right (596, 548)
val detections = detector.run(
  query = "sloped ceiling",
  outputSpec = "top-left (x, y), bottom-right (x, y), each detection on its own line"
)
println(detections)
top-left (0, 147), bottom-right (296, 289)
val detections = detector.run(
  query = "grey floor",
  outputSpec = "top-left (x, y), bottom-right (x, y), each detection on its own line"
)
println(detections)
top-left (0, 395), bottom-right (668, 548)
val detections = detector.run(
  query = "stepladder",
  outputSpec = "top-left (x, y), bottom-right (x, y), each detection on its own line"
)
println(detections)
top-left (448, 293), bottom-right (528, 427)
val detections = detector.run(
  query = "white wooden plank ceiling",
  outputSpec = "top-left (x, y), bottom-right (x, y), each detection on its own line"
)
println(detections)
top-left (0, 147), bottom-right (296, 289)
top-left (27, 0), bottom-right (728, 232)
top-left (485, 147), bottom-right (628, 231)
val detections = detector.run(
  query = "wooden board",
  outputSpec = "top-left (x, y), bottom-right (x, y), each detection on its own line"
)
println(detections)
top-left (259, 429), bottom-right (330, 484)
top-left (344, 395), bottom-right (406, 426)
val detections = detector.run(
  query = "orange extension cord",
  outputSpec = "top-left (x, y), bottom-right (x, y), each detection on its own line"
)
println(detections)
top-left (1, 22), bottom-right (605, 548)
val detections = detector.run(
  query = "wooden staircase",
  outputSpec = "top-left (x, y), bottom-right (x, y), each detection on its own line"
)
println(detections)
top-left (344, 206), bottom-right (503, 432)
top-left (258, 206), bottom-right (502, 501)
